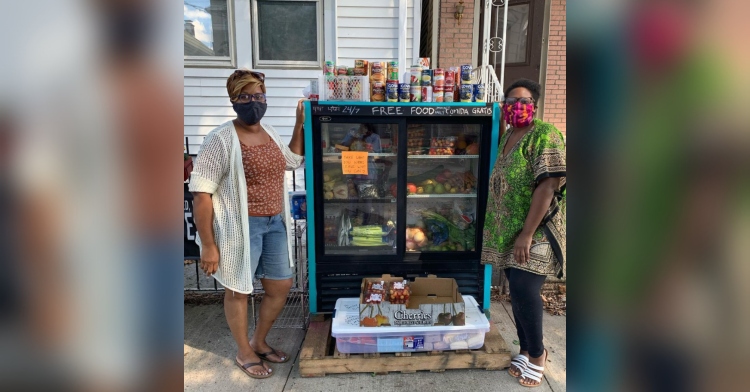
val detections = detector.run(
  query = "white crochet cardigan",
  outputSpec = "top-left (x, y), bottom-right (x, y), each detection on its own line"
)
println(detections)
top-left (189, 121), bottom-right (304, 294)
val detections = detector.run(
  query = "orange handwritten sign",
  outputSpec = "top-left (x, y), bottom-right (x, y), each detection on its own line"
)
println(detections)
top-left (341, 151), bottom-right (369, 175)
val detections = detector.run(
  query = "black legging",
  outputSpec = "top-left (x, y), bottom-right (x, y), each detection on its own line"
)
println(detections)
top-left (504, 268), bottom-right (547, 358)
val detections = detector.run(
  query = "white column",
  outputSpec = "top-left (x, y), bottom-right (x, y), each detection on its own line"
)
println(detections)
top-left (412, 0), bottom-right (422, 65)
top-left (398, 0), bottom-right (407, 71)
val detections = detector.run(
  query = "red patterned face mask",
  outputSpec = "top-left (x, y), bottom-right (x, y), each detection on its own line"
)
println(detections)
top-left (503, 102), bottom-right (535, 128)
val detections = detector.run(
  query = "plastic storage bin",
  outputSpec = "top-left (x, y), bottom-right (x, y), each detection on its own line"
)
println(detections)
top-left (331, 295), bottom-right (490, 354)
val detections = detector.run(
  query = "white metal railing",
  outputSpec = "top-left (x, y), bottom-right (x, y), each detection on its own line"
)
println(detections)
top-left (471, 64), bottom-right (504, 103)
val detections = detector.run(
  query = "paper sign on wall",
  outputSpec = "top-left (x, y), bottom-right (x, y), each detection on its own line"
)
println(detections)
top-left (341, 151), bottom-right (368, 175)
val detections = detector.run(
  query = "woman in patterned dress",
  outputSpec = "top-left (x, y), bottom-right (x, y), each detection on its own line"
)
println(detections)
top-left (481, 79), bottom-right (566, 387)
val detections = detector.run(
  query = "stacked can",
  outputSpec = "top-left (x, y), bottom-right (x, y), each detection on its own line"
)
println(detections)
top-left (460, 64), bottom-right (473, 84)
top-left (324, 61), bottom-right (335, 76)
top-left (398, 83), bottom-right (410, 102)
top-left (386, 80), bottom-right (399, 102)
top-left (387, 61), bottom-right (399, 81)
top-left (409, 65), bottom-right (422, 102)
top-left (460, 84), bottom-right (473, 103)
top-left (444, 68), bottom-right (456, 102)
top-left (354, 59), bottom-right (368, 76)
top-left (473, 83), bottom-right (485, 102)
top-left (433, 68), bottom-right (445, 102)
top-left (421, 69), bottom-right (432, 102)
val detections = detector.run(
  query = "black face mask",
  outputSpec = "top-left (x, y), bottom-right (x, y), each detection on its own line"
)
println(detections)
top-left (233, 101), bottom-right (267, 125)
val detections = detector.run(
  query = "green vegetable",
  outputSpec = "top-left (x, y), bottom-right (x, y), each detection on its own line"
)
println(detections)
top-left (351, 225), bottom-right (385, 237)
top-left (351, 236), bottom-right (385, 246)
top-left (421, 210), bottom-right (475, 250)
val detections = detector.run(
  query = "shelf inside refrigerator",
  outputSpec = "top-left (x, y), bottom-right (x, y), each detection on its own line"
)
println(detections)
top-left (323, 153), bottom-right (397, 157)
top-left (324, 198), bottom-right (397, 204)
top-left (407, 155), bottom-right (479, 159)
top-left (406, 194), bottom-right (477, 198)
top-left (324, 245), bottom-right (396, 255)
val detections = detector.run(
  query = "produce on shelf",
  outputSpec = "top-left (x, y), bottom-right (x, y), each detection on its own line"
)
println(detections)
top-left (465, 143), bottom-right (479, 155)
top-left (333, 184), bottom-right (349, 199)
top-left (407, 165), bottom-right (445, 184)
top-left (406, 183), bottom-right (417, 194)
top-left (405, 227), bottom-right (428, 250)
top-left (351, 225), bottom-right (385, 237)
top-left (421, 210), bottom-right (476, 250)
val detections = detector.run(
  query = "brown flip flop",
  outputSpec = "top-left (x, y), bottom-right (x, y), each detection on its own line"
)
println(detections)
top-left (235, 358), bottom-right (273, 379)
top-left (254, 347), bottom-right (289, 363)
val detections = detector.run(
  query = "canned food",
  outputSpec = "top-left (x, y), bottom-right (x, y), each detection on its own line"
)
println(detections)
top-left (386, 80), bottom-right (399, 102)
top-left (370, 62), bottom-right (385, 77)
top-left (421, 69), bottom-right (432, 86)
top-left (410, 66), bottom-right (422, 86)
top-left (460, 65), bottom-right (473, 83)
top-left (398, 83), bottom-right (410, 102)
top-left (354, 59), bottom-right (368, 76)
top-left (460, 84), bottom-right (473, 102)
top-left (473, 83), bottom-right (485, 102)
top-left (324, 61), bottom-right (335, 75)
top-left (421, 85), bottom-right (433, 102)
top-left (433, 69), bottom-right (445, 87)
top-left (410, 85), bottom-right (422, 102)
top-left (371, 80), bottom-right (385, 102)
top-left (434, 85), bottom-right (444, 102)
top-left (444, 91), bottom-right (455, 103)
top-left (387, 61), bottom-right (399, 80)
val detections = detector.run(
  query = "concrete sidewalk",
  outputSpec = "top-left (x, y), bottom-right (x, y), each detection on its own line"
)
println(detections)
top-left (184, 300), bottom-right (566, 392)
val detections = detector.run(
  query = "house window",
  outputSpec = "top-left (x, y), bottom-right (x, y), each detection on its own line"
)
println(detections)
top-left (184, 0), bottom-right (235, 67)
top-left (505, 3), bottom-right (529, 64)
top-left (252, 0), bottom-right (323, 69)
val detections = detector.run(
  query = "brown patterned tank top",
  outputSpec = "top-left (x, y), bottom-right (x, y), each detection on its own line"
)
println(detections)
top-left (241, 140), bottom-right (286, 216)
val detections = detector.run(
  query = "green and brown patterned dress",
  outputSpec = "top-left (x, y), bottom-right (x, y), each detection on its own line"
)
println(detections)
top-left (481, 119), bottom-right (566, 278)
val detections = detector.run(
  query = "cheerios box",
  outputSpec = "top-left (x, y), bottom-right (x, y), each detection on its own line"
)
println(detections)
top-left (359, 274), bottom-right (465, 327)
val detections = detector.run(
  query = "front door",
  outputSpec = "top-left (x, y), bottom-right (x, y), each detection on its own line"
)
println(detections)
top-left (479, 0), bottom-right (546, 90)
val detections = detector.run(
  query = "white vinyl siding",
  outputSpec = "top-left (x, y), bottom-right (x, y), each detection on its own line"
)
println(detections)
top-left (336, 0), bottom-right (414, 66)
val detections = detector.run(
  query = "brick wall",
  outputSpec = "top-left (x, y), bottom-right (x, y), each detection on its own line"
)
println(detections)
top-left (437, 0), bottom-right (475, 68)
top-left (544, 0), bottom-right (566, 134)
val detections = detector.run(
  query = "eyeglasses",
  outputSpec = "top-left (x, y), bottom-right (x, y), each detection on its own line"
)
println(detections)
top-left (504, 97), bottom-right (535, 105)
top-left (234, 93), bottom-right (267, 103)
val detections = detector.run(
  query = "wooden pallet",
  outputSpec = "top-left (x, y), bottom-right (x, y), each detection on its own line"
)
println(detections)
top-left (299, 318), bottom-right (511, 377)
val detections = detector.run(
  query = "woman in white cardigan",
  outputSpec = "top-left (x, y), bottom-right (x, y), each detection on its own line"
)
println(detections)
top-left (190, 69), bottom-right (305, 379)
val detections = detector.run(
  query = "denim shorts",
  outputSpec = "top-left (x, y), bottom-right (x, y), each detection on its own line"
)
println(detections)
top-left (249, 214), bottom-right (294, 280)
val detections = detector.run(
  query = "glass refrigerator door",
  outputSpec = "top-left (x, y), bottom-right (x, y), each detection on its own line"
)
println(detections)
top-left (320, 121), bottom-right (399, 256)
top-left (405, 122), bottom-right (481, 253)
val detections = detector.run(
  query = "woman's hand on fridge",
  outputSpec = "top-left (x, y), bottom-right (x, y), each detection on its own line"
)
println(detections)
top-left (295, 98), bottom-right (307, 126)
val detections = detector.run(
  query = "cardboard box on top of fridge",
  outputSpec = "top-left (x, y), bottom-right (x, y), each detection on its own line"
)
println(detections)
top-left (359, 274), bottom-right (466, 327)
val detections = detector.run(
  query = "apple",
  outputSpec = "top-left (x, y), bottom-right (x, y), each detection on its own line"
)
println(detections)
top-left (407, 183), bottom-right (417, 194)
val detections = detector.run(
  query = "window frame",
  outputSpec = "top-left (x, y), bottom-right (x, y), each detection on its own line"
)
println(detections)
top-left (184, 0), bottom-right (237, 68)
top-left (504, 0), bottom-right (533, 67)
top-left (251, 0), bottom-right (324, 69)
